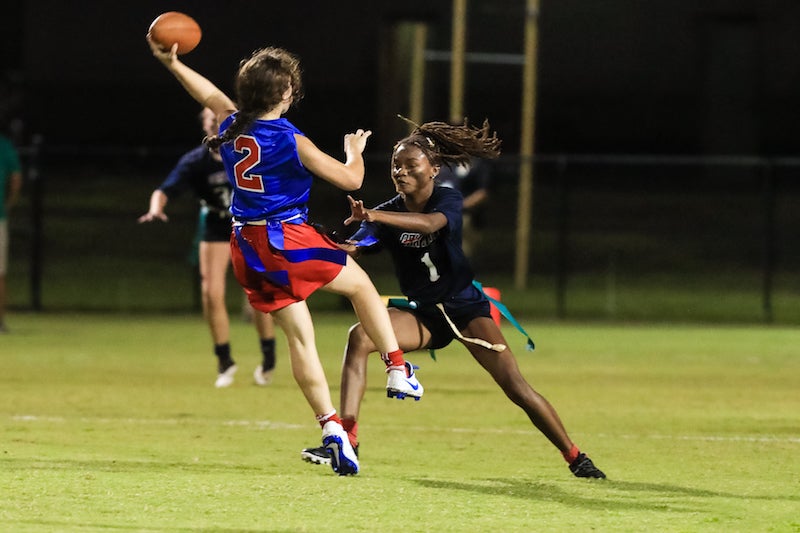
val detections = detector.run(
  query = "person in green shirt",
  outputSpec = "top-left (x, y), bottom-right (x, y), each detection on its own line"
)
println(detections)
top-left (0, 134), bottom-right (22, 332)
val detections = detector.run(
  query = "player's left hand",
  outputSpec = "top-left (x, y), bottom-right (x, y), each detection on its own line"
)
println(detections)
top-left (344, 195), bottom-right (373, 225)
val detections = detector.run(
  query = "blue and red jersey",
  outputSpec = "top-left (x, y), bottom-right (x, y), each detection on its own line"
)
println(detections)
top-left (218, 116), bottom-right (312, 223)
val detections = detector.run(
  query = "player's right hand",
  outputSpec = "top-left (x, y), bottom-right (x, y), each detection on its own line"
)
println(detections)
top-left (137, 212), bottom-right (169, 223)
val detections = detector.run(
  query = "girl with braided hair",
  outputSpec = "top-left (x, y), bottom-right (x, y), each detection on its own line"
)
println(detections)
top-left (301, 119), bottom-right (606, 479)
top-left (147, 39), bottom-right (423, 476)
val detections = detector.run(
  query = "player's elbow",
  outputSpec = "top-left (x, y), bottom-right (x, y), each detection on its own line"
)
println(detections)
top-left (340, 174), bottom-right (364, 191)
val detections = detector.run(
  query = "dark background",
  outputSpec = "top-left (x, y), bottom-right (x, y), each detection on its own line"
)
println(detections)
top-left (3, 1), bottom-right (800, 321)
top-left (4, 0), bottom-right (800, 155)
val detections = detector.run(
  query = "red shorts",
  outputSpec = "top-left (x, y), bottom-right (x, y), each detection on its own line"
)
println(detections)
top-left (231, 222), bottom-right (346, 313)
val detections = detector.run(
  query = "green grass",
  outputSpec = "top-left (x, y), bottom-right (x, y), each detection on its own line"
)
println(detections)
top-left (1, 312), bottom-right (798, 531)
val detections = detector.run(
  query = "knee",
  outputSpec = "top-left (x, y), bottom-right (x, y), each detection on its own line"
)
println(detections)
top-left (344, 323), bottom-right (374, 355)
top-left (496, 372), bottom-right (535, 406)
top-left (347, 322), bottom-right (369, 345)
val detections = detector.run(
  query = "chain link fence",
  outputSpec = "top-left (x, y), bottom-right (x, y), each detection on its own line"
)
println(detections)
top-left (8, 144), bottom-right (800, 323)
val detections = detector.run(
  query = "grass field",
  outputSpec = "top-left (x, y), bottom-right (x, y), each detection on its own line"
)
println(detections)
top-left (2, 312), bottom-right (799, 532)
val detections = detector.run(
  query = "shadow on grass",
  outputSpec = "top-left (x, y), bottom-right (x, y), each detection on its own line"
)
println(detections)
top-left (411, 477), bottom-right (798, 512)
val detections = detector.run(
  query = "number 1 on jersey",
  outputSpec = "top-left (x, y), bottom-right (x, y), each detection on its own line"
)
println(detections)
top-left (233, 135), bottom-right (265, 192)
top-left (420, 252), bottom-right (440, 282)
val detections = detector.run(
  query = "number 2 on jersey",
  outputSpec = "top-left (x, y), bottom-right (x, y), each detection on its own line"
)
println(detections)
top-left (420, 252), bottom-right (440, 282)
top-left (233, 135), bottom-right (265, 192)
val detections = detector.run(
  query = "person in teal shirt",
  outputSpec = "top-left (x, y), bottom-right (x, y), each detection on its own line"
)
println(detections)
top-left (0, 134), bottom-right (22, 332)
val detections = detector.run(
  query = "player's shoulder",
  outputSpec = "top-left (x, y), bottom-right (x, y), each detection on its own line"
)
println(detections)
top-left (374, 194), bottom-right (404, 212)
top-left (178, 145), bottom-right (212, 164)
top-left (432, 185), bottom-right (463, 201)
top-left (254, 117), bottom-right (304, 136)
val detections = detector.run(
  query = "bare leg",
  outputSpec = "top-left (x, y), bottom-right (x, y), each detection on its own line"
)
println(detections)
top-left (323, 256), bottom-right (400, 354)
top-left (271, 301), bottom-right (335, 416)
top-left (461, 316), bottom-right (575, 453)
top-left (199, 241), bottom-right (231, 345)
top-left (340, 309), bottom-right (431, 421)
top-left (253, 308), bottom-right (275, 339)
top-left (253, 306), bottom-right (276, 385)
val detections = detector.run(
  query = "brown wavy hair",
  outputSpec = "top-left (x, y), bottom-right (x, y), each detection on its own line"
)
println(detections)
top-left (395, 116), bottom-right (502, 168)
top-left (205, 47), bottom-right (304, 150)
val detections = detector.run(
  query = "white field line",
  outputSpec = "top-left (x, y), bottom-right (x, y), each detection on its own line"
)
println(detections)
top-left (10, 414), bottom-right (305, 430)
top-left (8, 415), bottom-right (800, 444)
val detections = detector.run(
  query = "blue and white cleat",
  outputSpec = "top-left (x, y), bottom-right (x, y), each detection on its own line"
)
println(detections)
top-left (386, 361), bottom-right (423, 401)
top-left (321, 421), bottom-right (359, 476)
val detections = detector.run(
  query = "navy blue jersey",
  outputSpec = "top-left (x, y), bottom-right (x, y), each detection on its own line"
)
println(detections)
top-left (158, 145), bottom-right (231, 215)
top-left (436, 157), bottom-right (490, 199)
top-left (351, 186), bottom-right (475, 304)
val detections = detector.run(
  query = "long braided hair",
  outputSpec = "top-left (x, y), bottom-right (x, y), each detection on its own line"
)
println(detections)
top-left (395, 116), bottom-right (502, 168)
top-left (205, 47), bottom-right (304, 150)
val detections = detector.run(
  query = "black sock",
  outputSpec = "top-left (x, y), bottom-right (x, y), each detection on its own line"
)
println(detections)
top-left (214, 343), bottom-right (234, 371)
top-left (260, 338), bottom-right (276, 371)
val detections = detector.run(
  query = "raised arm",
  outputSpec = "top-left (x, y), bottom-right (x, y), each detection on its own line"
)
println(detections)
top-left (146, 36), bottom-right (236, 124)
top-left (295, 129), bottom-right (372, 191)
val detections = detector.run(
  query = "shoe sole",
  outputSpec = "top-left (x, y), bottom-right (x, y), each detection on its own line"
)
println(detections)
top-left (386, 389), bottom-right (422, 401)
top-left (301, 450), bottom-right (331, 465)
top-left (322, 435), bottom-right (358, 475)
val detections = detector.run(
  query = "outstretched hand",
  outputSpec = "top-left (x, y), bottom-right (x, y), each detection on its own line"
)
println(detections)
top-left (137, 211), bottom-right (168, 223)
top-left (343, 129), bottom-right (372, 156)
top-left (146, 33), bottom-right (179, 68)
top-left (344, 195), bottom-right (373, 225)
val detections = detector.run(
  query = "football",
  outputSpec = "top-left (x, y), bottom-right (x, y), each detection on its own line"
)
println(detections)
top-left (147, 12), bottom-right (202, 55)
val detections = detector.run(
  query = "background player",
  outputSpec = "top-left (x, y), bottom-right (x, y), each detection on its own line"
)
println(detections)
top-left (435, 155), bottom-right (491, 261)
top-left (139, 108), bottom-right (277, 388)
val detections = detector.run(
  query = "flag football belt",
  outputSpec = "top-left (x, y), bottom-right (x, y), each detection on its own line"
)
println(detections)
top-left (388, 281), bottom-right (535, 360)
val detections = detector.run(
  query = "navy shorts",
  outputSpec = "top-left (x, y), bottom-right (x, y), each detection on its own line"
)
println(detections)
top-left (201, 209), bottom-right (233, 242)
top-left (393, 284), bottom-right (492, 350)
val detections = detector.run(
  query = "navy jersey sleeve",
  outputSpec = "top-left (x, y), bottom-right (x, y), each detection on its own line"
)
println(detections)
top-left (431, 187), bottom-right (464, 236)
top-left (348, 195), bottom-right (402, 250)
top-left (157, 146), bottom-right (207, 200)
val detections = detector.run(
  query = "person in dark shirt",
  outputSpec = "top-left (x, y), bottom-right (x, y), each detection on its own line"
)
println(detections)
top-left (138, 108), bottom-right (277, 389)
top-left (301, 119), bottom-right (606, 479)
top-left (434, 155), bottom-right (490, 260)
